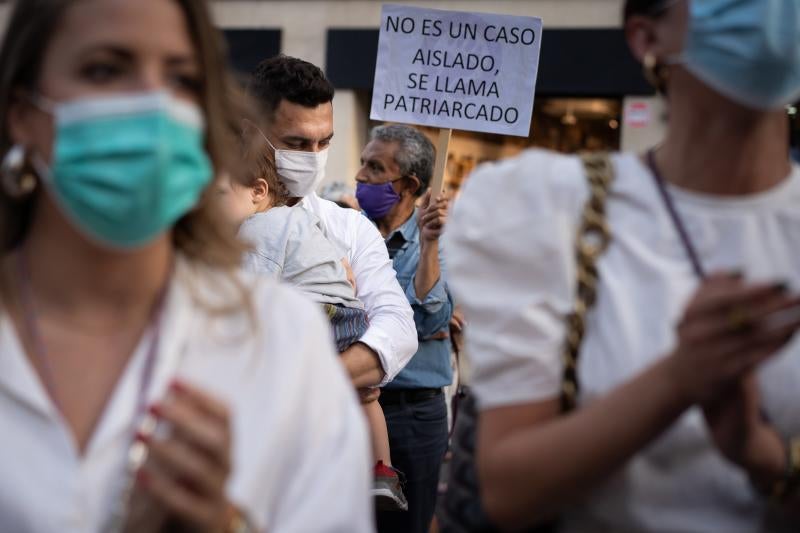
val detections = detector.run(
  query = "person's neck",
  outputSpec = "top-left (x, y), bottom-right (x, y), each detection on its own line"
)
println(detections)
top-left (18, 207), bottom-right (173, 329)
top-left (376, 203), bottom-right (415, 238)
top-left (655, 94), bottom-right (790, 196)
top-left (255, 198), bottom-right (274, 213)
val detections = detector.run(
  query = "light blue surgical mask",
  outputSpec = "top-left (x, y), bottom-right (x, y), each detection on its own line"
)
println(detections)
top-left (673, 0), bottom-right (800, 110)
top-left (33, 91), bottom-right (212, 249)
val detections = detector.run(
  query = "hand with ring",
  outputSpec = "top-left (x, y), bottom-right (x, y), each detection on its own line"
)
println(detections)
top-left (134, 380), bottom-right (234, 533)
top-left (665, 272), bottom-right (800, 405)
top-left (727, 305), bottom-right (752, 332)
top-left (657, 272), bottom-right (800, 494)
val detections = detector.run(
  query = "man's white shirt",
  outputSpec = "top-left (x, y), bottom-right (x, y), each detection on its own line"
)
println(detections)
top-left (301, 192), bottom-right (418, 384)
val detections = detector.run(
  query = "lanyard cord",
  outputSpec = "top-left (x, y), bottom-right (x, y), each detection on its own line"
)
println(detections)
top-left (15, 250), bottom-right (176, 532)
top-left (644, 150), bottom-right (784, 430)
top-left (14, 248), bottom-right (167, 423)
top-left (645, 148), bottom-right (707, 281)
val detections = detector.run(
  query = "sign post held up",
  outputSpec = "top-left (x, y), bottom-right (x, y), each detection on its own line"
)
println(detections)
top-left (430, 128), bottom-right (452, 194)
top-left (370, 4), bottom-right (543, 191)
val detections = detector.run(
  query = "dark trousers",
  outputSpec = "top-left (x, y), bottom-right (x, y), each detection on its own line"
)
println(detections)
top-left (376, 392), bottom-right (449, 533)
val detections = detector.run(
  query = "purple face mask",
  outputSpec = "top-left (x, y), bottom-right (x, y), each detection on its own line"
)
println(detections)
top-left (356, 181), bottom-right (401, 220)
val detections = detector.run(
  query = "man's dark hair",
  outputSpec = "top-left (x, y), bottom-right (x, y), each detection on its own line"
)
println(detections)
top-left (370, 125), bottom-right (435, 197)
top-left (249, 54), bottom-right (335, 117)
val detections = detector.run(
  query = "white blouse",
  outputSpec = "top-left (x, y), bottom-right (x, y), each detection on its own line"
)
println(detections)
top-left (0, 257), bottom-right (373, 533)
top-left (445, 150), bottom-right (800, 533)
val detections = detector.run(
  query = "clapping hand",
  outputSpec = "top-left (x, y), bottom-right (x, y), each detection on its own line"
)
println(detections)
top-left (667, 273), bottom-right (800, 493)
top-left (703, 374), bottom-right (786, 490)
top-left (135, 380), bottom-right (234, 533)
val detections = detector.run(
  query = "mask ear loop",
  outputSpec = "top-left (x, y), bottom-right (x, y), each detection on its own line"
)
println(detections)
top-left (241, 118), bottom-right (277, 152)
top-left (24, 91), bottom-right (56, 115)
top-left (406, 174), bottom-right (424, 197)
top-left (394, 173), bottom-right (423, 198)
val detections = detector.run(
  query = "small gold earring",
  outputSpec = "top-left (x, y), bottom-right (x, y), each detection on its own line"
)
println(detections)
top-left (643, 51), bottom-right (671, 95)
top-left (643, 52), bottom-right (660, 87)
top-left (1, 145), bottom-right (38, 199)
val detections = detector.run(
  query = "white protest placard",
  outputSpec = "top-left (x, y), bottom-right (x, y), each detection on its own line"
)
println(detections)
top-left (370, 4), bottom-right (543, 138)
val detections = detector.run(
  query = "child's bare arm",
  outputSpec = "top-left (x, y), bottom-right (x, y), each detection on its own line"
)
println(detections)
top-left (341, 257), bottom-right (357, 292)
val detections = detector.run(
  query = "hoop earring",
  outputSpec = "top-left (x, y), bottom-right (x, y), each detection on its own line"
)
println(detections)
top-left (643, 52), bottom-right (669, 95)
top-left (1, 145), bottom-right (38, 199)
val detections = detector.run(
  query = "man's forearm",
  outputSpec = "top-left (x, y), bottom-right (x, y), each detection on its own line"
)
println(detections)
top-left (341, 342), bottom-right (386, 388)
top-left (415, 240), bottom-right (441, 300)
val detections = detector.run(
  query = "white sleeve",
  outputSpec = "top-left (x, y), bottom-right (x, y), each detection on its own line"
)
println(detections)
top-left (268, 296), bottom-right (374, 533)
top-left (444, 150), bottom-right (586, 410)
top-left (350, 215), bottom-right (418, 385)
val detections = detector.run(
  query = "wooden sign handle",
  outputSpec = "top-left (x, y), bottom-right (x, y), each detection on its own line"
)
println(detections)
top-left (430, 128), bottom-right (452, 194)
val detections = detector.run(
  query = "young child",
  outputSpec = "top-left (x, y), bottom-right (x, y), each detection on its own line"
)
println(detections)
top-left (217, 123), bottom-right (407, 512)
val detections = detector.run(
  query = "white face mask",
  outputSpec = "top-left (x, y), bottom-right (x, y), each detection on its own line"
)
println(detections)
top-left (256, 129), bottom-right (329, 197)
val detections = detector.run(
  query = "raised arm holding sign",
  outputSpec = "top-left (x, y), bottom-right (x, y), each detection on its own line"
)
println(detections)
top-left (364, 7), bottom-right (543, 532)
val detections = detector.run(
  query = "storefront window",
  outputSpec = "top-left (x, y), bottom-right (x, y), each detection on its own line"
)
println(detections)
top-left (370, 96), bottom-right (622, 195)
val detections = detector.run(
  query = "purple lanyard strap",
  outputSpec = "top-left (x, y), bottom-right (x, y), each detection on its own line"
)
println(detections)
top-left (646, 149), bottom-right (707, 281)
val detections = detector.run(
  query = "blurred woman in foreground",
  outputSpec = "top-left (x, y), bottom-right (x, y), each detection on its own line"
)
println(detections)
top-left (446, 0), bottom-right (800, 531)
top-left (0, 0), bottom-right (371, 531)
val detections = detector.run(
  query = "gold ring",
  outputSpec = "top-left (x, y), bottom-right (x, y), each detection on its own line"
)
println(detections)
top-left (728, 306), bottom-right (751, 332)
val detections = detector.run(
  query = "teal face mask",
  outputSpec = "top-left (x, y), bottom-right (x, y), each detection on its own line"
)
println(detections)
top-left (33, 91), bottom-right (213, 249)
top-left (677, 0), bottom-right (800, 110)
